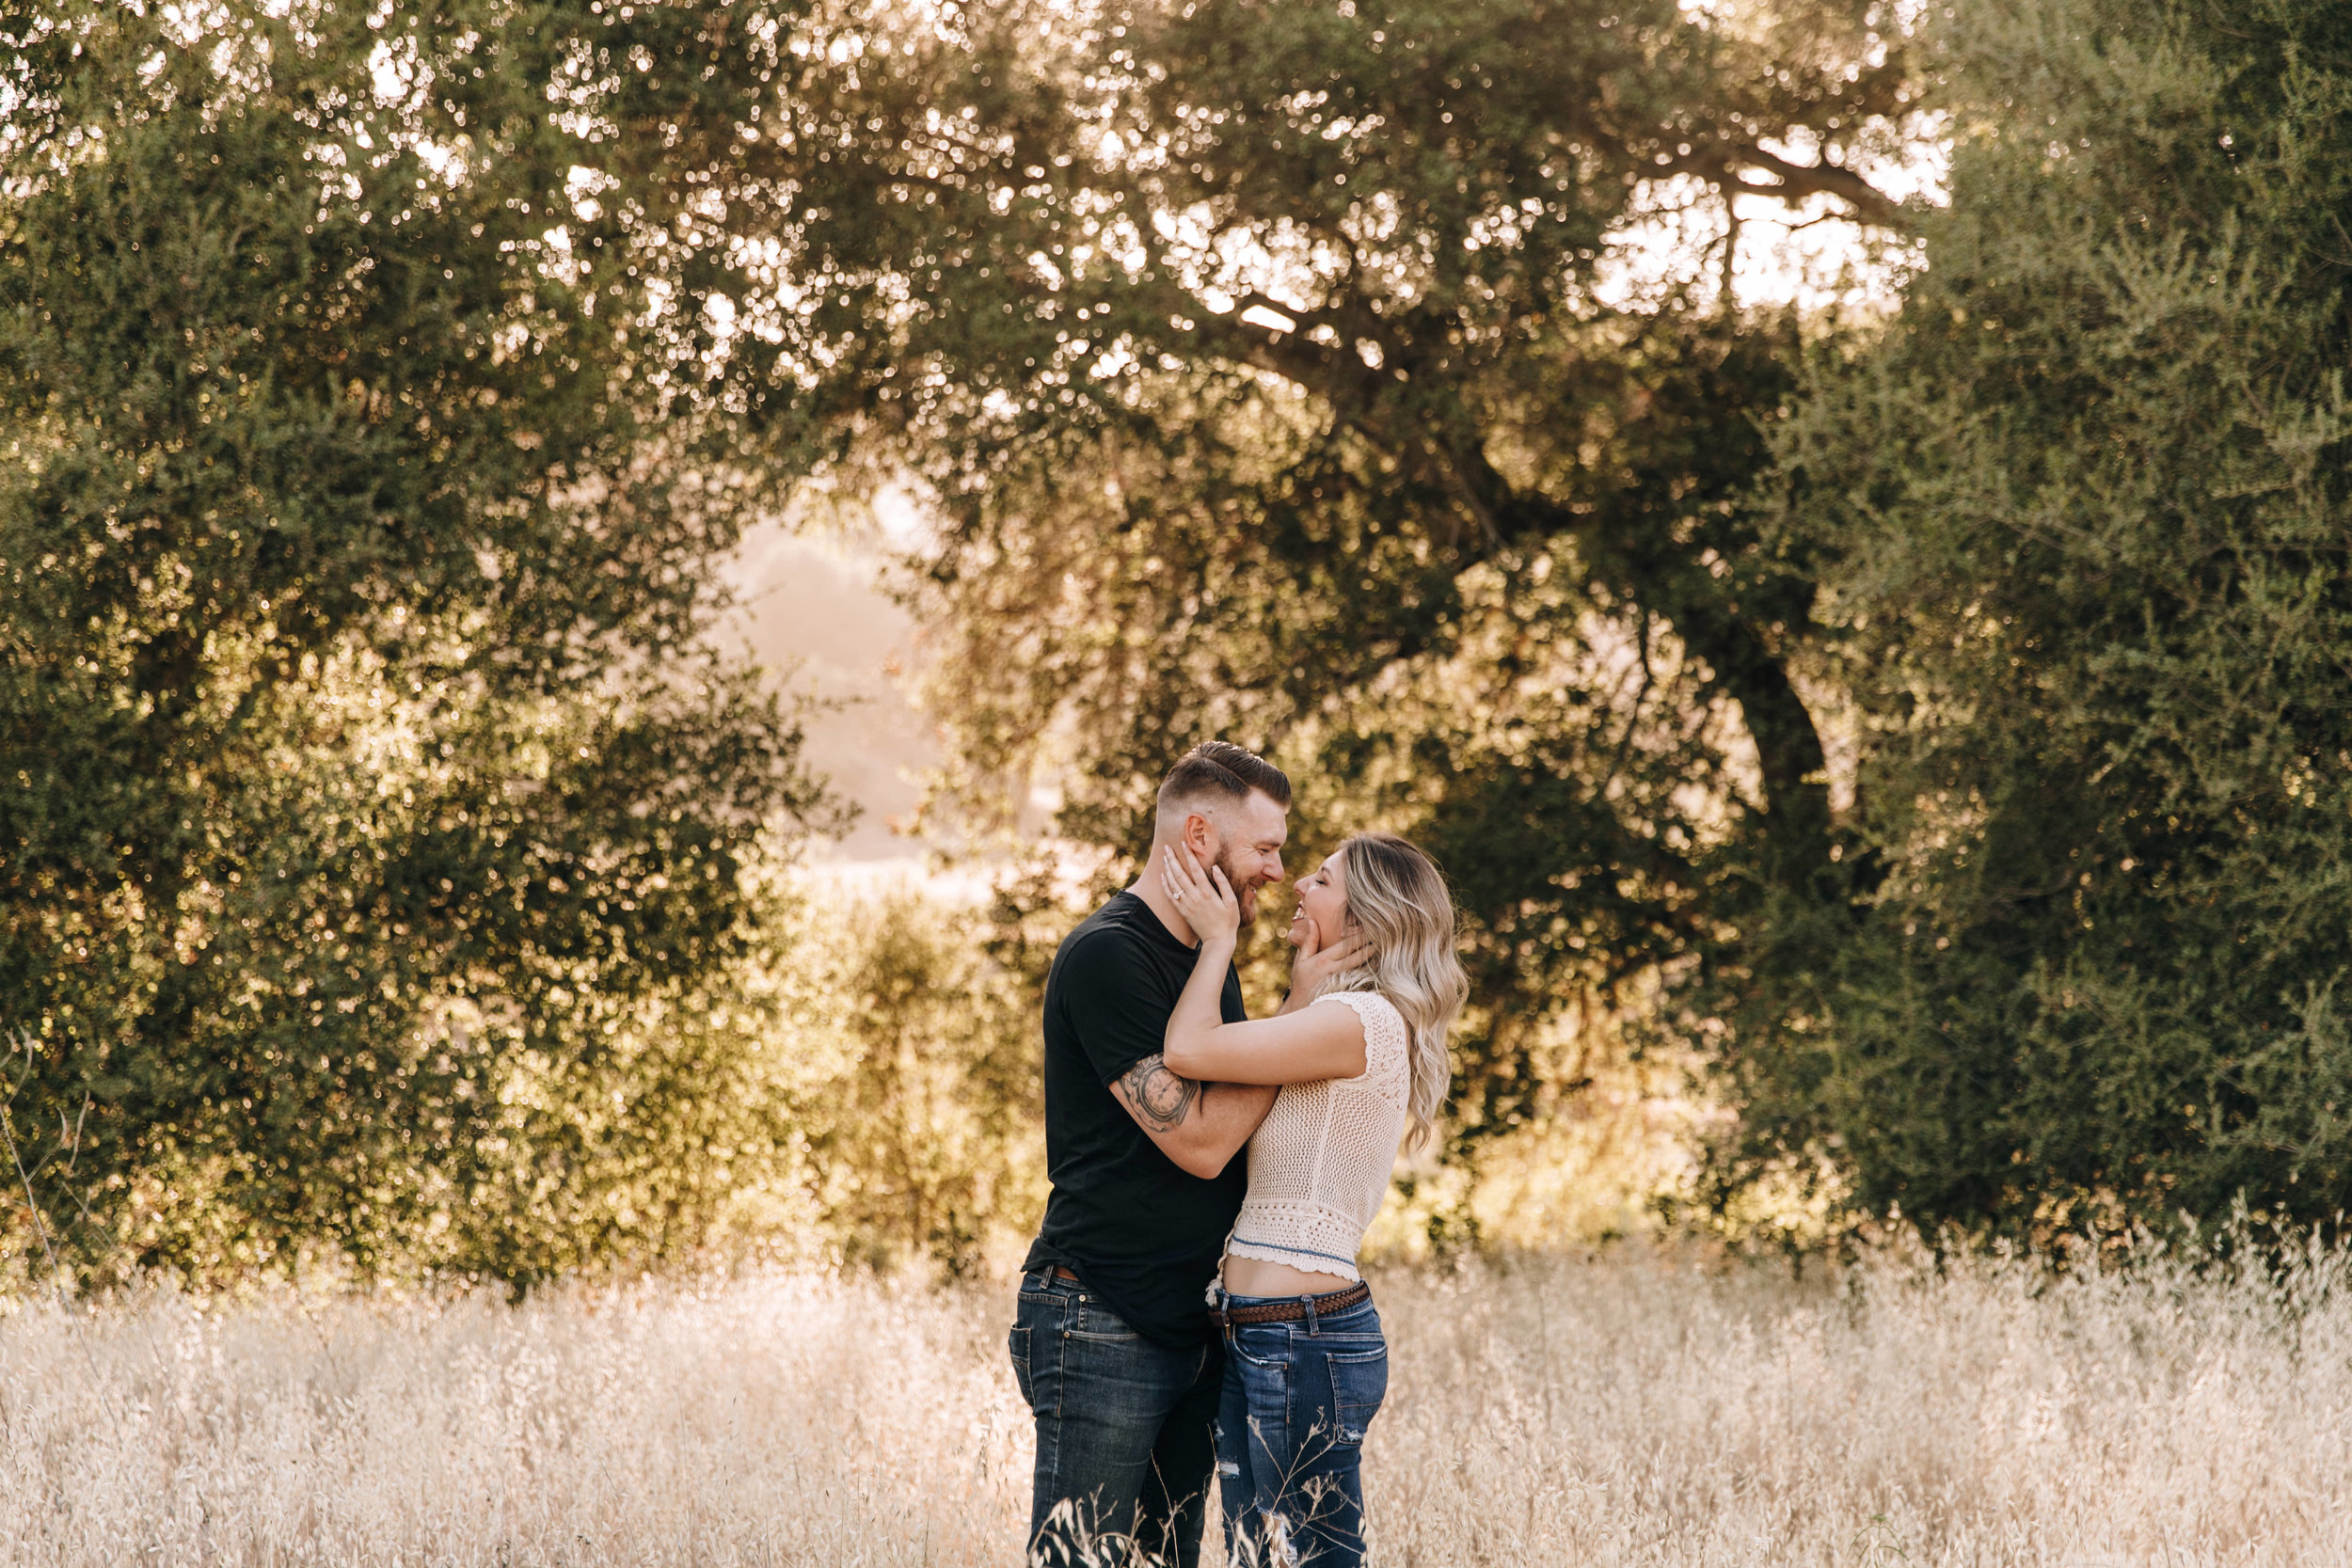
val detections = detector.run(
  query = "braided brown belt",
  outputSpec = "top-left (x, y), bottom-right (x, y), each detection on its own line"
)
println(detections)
top-left (1207, 1279), bottom-right (1371, 1331)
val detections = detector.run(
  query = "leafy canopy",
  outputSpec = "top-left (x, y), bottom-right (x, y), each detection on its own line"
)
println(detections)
top-left (0, 0), bottom-right (832, 1282)
top-left (714, 0), bottom-right (1918, 1156)
top-left (1737, 0), bottom-right (2352, 1243)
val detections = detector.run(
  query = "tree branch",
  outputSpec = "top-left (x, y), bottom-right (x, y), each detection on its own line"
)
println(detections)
top-left (1711, 143), bottom-right (1907, 228)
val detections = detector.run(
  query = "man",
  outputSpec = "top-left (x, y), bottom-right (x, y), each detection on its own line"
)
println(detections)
top-left (1009, 741), bottom-right (1355, 1565)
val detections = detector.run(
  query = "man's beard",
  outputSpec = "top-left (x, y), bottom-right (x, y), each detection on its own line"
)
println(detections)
top-left (1215, 847), bottom-right (1264, 926)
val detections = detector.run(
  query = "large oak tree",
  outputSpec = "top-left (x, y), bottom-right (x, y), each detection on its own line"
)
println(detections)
top-left (0, 0), bottom-right (834, 1281)
top-left (709, 0), bottom-right (1918, 1157)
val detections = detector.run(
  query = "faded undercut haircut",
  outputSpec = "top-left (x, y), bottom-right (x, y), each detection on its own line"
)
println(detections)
top-left (1154, 740), bottom-right (1292, 821)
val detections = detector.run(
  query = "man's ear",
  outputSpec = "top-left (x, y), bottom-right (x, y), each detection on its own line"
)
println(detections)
top-left (1183, 810), bottom-right (1217, 861)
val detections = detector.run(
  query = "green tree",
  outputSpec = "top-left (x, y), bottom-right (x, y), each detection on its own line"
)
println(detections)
top-left (1740, 0), bottom-right (2352, 1242)
top-left (719, 0), bottom-right (1920, 1163)
top-left (787, 890), bottom-right (1047, 1277)
top-left (0, 0), bottom-right (834, 1283)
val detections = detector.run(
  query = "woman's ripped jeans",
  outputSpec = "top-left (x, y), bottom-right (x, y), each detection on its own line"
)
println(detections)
top-left (1211, 1287), bottom-right (1389, 1568)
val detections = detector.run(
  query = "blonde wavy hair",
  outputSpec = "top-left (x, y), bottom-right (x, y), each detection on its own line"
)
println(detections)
top-left (1316, 832), bottom-right (1468, 1153)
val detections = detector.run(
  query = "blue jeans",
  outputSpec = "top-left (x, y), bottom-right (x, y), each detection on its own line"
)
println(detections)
top-left (1009, 1268), bottom-right (1222, 1567)
top-left (1213, 1287), bottom-right (1389, 1568)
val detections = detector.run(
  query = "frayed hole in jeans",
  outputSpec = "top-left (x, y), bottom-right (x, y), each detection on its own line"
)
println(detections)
top-left (1217, 1460), bottom-right (1242, 1477)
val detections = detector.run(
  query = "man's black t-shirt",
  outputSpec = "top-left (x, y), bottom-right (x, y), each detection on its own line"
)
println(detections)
top-left (1022, 890), bottom-right (1248, 1349)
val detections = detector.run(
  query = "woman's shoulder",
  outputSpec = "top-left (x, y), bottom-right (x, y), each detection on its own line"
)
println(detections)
top-left (1309, 990), bottom-right (1410, 1089)
top-left (1311, 988), bottom-right (1403, 1026)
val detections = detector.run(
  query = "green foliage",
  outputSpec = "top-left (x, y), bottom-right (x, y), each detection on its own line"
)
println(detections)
top-left (18, 0), bottom-right (2344, 1282)
top-left (785, 886), bottom-right (1049, 1277)
top-left (1737, 0), bottom-right (2352, 1242)
top-left (0, 0), bottom-right (835, 1284)
top-left (737, 0), bottom-right (1918, 1163)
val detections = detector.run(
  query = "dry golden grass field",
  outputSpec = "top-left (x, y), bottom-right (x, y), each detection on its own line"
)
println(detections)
top-left (2, 1245), bottom-right (2346, 1566)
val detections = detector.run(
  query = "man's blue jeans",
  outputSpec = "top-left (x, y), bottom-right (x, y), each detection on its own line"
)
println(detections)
top-left (1009, 1267), bottom-right (1222, 1566)
top-left (1213, 1287), bottom-right (1389, 1568)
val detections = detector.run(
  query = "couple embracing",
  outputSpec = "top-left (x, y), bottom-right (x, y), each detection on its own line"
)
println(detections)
top-left (1009, 741), bottom-right (1467, 1566)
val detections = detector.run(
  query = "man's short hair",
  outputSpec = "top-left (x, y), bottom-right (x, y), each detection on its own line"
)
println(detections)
top-left (1156, 741), bottom-right (1292, 817)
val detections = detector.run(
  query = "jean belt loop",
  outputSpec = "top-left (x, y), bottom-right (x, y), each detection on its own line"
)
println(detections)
top-left (1302, 1291), bottom-right (1319, 1337)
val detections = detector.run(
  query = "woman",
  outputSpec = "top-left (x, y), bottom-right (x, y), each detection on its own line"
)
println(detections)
top-left (1158, 832), bottom-right (1466, 1568)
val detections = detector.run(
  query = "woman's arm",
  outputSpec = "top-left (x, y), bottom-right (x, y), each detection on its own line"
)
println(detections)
top-left (1159, 847), bottom-right (1370, 1085)
top-left (1166, 1004), bottom-right (1367, 1086)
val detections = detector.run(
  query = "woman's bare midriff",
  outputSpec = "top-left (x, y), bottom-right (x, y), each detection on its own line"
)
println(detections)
top-left (1221, 1254), bottom-right (1356, 1299)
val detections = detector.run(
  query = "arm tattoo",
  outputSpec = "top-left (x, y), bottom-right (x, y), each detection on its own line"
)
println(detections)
top-left (1120, 1054), bottom-right (1200, 1132)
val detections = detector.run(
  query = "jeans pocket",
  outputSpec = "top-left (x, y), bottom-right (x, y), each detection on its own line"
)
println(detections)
top-left (1067, 1298), bottom-right (1140, 1342)
top-left (1324, 1345), bottom-right (1387, 1447)
top-left (1226, 1323), bottom-right (1292, 1369)
top-left (1008, 1324), bottom-right (1034, 1408)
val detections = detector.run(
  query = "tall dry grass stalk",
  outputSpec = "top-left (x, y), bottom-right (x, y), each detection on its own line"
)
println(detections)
top-left (2, 1244), bottom-right (2345, 1565)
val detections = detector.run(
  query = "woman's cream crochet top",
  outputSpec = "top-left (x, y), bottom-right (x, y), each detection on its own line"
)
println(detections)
top-left (1225, 990), bottom-right (1411, 1283)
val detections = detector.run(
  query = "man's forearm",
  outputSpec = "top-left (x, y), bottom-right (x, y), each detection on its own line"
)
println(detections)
top-left (1185, 1079), bottom-right (1278, 1169)
top-left (1115, 1053), bottom-right (1278, 1176)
